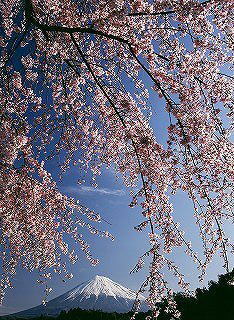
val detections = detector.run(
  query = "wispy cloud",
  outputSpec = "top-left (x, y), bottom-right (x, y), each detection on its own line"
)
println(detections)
top-left (64, 185), bottom-right (125, 196)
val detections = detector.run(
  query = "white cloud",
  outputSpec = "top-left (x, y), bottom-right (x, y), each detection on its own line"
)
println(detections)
top-left (64, 185), bottom-right (125, 196)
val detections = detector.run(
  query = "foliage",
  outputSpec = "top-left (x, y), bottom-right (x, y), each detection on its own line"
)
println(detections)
top-left (157, 268), bottom-right (234, 319)
top-left (0, 0), bottom-right (233, 317)
top-left (4, 308), bottom-right (150, 320)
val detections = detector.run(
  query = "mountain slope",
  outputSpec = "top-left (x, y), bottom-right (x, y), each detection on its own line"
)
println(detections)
top-left (11, 275), bottom-right (149, 317)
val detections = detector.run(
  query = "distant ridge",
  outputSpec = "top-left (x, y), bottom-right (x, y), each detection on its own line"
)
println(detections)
top-left (10, 275), bottom-right (149, 317)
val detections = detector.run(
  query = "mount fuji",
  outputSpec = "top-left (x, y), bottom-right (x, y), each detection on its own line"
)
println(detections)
top-left (11, 275), bottom-right (149, 317)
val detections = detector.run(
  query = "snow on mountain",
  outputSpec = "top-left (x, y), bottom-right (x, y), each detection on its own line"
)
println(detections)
top-left (65, 275), bottom-right (140, 301)
top-left (10, 275), bottom-right (149, 317)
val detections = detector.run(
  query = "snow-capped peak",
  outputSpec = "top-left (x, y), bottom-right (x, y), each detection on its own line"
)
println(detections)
top-left (11, 275), bottom-right (148, 317)
top-left (65, 275), bottom-right (145, 301)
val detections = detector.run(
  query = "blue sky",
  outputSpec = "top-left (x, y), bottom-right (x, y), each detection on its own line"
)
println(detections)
top-left (1, 11), bottom-right (233, 314)
top-left (3, 157), bottom-right (233, 315)
top-left (2, 78), bottom-right (233, 316)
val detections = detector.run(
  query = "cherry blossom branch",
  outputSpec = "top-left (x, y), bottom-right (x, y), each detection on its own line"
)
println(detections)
top-left (1, 0), bottom-right (233, 314)
top-left (1, 23), bottom-right (30, 67)
top-left (24, 0), bottom-right (129, 44)
top-left (128, 0), bottom-right (212, 17)
top-left (127, 37), bottom-right (231, 275)
top-left (70, 34), bottom-right (155, 234)
top-left (23, 0), bottom-right (169, 65)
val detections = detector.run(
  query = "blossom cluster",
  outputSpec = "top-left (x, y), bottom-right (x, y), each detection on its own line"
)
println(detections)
top-left (0, 0), bottom-right (233, 317)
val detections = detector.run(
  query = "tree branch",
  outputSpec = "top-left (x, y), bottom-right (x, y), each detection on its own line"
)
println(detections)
top-left (70, 34), bottom-right (155, 234)
top-left (128, 0), bottom-right (212, 17)
top-left (24, 0), bottom-right (129, 44)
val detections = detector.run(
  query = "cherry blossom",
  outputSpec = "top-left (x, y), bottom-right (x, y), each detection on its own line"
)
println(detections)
top-left (0, 0), bottom-right (233, 317)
